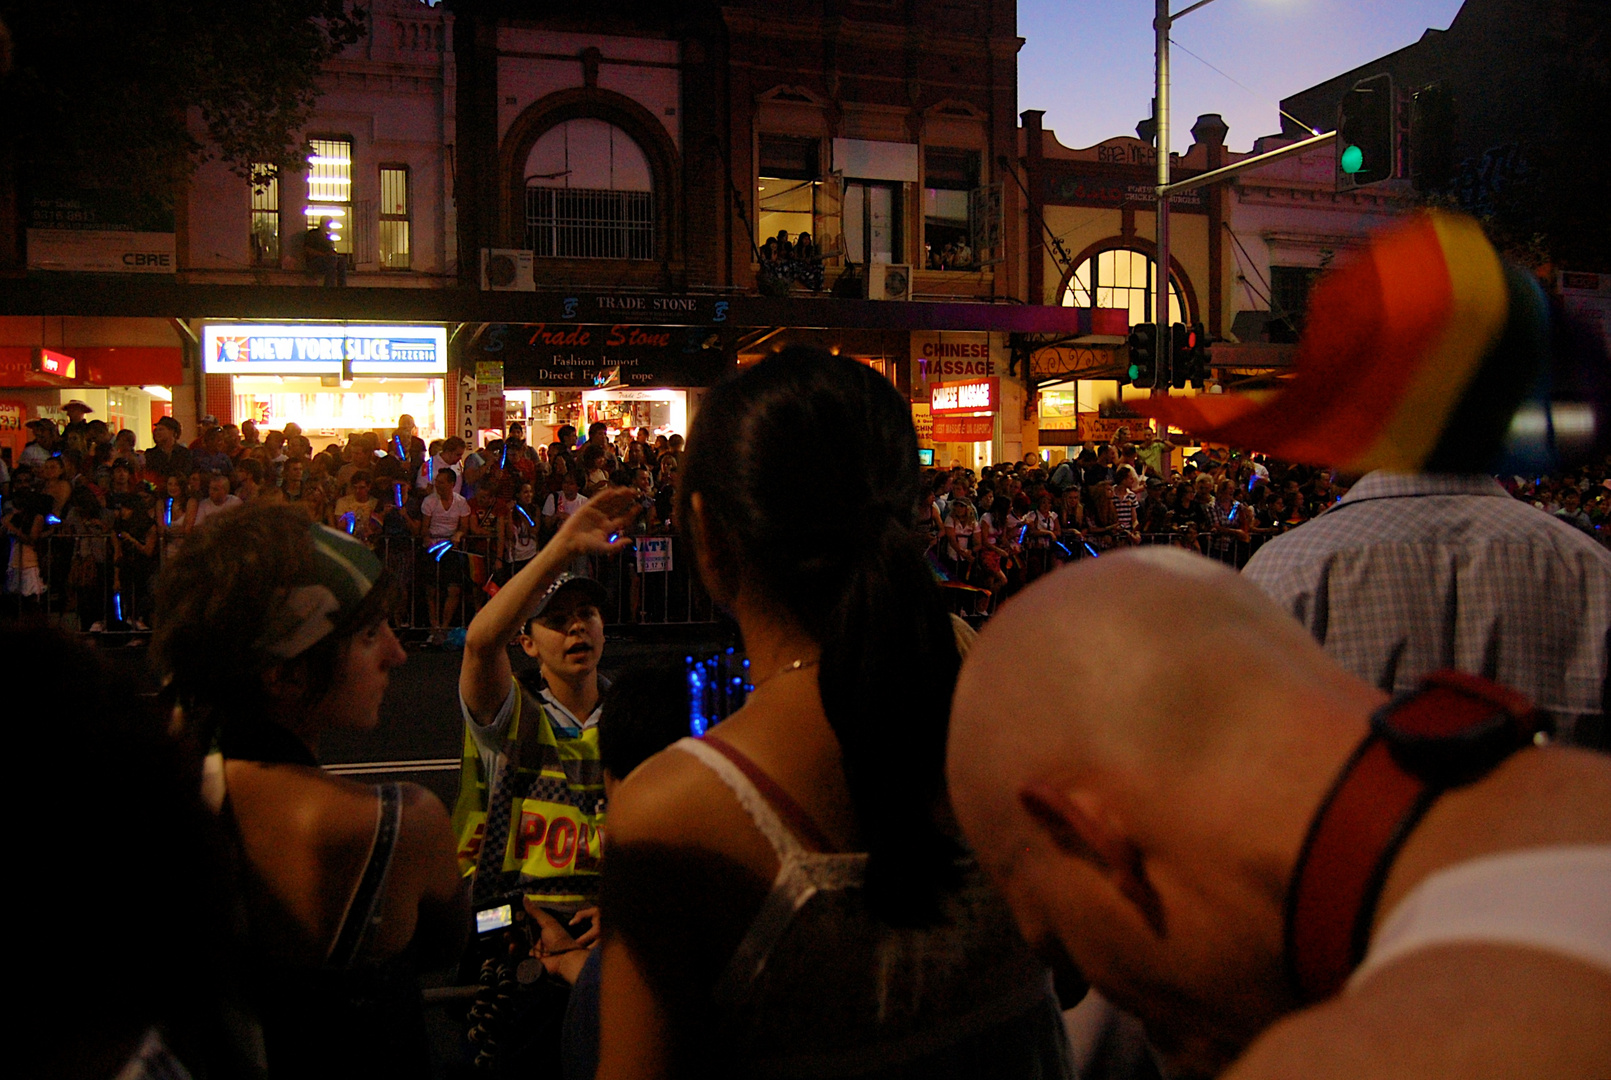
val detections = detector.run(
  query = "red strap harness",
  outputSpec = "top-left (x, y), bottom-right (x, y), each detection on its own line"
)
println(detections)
top-left (1283, 670), bottom-right (1538, 1003)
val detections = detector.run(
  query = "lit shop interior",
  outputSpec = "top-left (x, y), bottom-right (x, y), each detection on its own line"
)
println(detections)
top-left (502, 387), bottom-right (689, 444)
top-left (203, 324), bottom-right (448, 444)
top-left (1036, 378), bottom-right (1199, 465)
top-left (230, 376), bottom-right (444, 444)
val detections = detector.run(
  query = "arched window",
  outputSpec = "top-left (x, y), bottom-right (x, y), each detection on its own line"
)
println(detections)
top-left (525, 119), bottom-right (654, 260)
top-left (1062, 248), bottom-right (1185, 326)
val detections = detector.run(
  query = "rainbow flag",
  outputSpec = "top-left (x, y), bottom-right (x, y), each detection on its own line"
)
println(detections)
top-left (1136, 212), bottom-right (1568, 473)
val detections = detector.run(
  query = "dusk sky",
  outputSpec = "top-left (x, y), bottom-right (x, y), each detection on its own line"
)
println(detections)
top-left (1018, 0), bottom-right (1467, 153)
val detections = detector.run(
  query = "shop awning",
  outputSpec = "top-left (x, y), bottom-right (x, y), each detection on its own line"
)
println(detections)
top-left (0, 344), bottom-right (183, 387)
top-left (0, 278), bottom-right (1106, 334)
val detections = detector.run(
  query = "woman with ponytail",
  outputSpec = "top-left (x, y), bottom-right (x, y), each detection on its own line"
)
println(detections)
top-left (597, 348), bottom-right (1074, 1079)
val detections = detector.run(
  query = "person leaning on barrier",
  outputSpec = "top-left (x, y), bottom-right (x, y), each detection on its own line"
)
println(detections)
top-left (948, 547), bottom-right (1611, 1080)
top-left (152, 503), bottom-right (467, 1078)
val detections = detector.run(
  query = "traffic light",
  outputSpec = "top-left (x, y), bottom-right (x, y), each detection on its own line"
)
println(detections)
top-left (1187, 322), bottom-right (1209, 389)
top-left (1170, 323), bottom-right (1189, 389)
top-left (1410, 82), bottom-right (1455, 194)
top-left (1126, 323), bottom-right (1157, 388)
top-left (1337, 73), bottom-right (1395, 189)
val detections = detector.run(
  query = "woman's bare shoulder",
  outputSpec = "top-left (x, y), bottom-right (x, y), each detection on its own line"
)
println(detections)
top-left (609, 745), bottom-right (732, 842)
top-left (227, 760), bottom-right (382, 848)
top-left (608, 742), bottom-right (778, 871)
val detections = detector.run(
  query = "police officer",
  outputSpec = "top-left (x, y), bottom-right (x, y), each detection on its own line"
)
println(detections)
top-left (454, 488), bottom-right (638, 911)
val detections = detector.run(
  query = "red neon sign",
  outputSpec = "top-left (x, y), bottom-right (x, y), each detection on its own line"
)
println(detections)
top-left (34, 348), bottom-right (77, 379)
top-left (929, 377), bottom-right (999, 415)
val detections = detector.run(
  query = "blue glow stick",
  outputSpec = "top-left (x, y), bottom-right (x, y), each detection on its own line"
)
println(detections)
top-left (516, 505), bottom-right (535, 526)
top-left (1083, 542), bottom-right (1101, 559)
top-left (500, 441), bottom-right (509, 468)
top-left (428, 540), bottom-right (452, 560)
top-left (393, 435), bottom-right (406, 459)
top-left (114, 593), bottom-right (124, 623)
top-left (1054, 540), bottom-right (1072, 556)
top-left (607, 532), bottom-right (619, 543)
top-left (46, 513), bottom-right (61, 526)
top-left (342, 511), bottom-right (356, 535)
top-left (687, 656), bottom-right (707, 737)
top-left (394, 483), bottom-right (404, 507)
top-left (164, 498), bottom-right (174, 527)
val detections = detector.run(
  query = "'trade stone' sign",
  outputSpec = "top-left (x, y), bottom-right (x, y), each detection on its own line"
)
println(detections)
top-left (480, 323), bottom-right (732, 388)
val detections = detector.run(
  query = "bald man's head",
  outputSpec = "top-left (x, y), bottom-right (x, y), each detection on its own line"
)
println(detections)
top-left (948, 548), bottom-right (1383, 1076)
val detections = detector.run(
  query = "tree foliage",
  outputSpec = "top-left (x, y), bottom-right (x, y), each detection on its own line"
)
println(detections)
top-left (0, 0), bottom-right (366, 199)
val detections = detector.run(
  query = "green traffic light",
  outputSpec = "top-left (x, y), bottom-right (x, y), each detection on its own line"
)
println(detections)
top-left (1341, 144), bottom-right (1364, 174)
top-left (1128, 363), bottom-right (1141, 380)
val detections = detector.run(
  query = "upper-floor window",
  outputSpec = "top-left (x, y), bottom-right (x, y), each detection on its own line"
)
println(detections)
top-left (1062, 248), bottom-right (1184, 326)
top-left (306, 137), bottom-right (353, 255)
top-left (379, 165), bottom-right (411, 270)
top-left (756, 134), bottom-right (821, 250)
top-left (923, 148), bottom-right (979, 270)
top-left (1267, 265), bottom-right (1320, 341)
top-left (250, 164), bottom-right (280, 266)
top-left (525, 119), bottom-right (653, 260)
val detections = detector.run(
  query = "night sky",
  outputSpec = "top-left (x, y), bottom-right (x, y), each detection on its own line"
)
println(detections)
top-left (1018, 0), bottom-right (1467, 153)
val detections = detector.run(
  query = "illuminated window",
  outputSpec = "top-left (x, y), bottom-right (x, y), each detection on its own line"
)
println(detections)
top-left (250, 165), bottom-right (280, 266)
top-left (379, 165), bottom-right (410, 270)
top-left (756, 135), bottom-right (820, 247)
top-left (923, 148), bottom-right (978, 270)
top-left (524, 120), bottom-right (653, 260)
top-left (305, 137), bottom-right (353, 255)
top-left (1062, 249), bottom-right (1184, 325)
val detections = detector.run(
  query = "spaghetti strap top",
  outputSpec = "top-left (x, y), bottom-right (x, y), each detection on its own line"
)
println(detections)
top-left (671, 737), bottom-right (1076, 1079)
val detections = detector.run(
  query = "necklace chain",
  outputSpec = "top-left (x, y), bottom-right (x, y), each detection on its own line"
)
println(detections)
top-left (749, 656), bottom-right (819, 692)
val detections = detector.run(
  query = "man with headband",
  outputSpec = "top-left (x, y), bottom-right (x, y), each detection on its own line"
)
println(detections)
top-left (454, 487), bottom-right (639, 914)
top-left (152, 504), bottom-right (467, 1077)
top-left (948, 548), bottom-right (1611, 1080)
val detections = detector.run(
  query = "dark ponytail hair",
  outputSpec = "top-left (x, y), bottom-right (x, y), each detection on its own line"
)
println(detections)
top-left (679, 347), bottom-right (962, 924)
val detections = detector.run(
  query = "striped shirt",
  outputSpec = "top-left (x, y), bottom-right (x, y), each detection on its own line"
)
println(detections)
top-left (1243, 471), bottom-right (1611, 725)
top-left (1115, 489), bottom-right (1141, 531)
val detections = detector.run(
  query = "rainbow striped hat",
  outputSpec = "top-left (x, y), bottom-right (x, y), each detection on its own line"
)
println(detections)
top-left (1137, 211), bottom-right (1603, 473)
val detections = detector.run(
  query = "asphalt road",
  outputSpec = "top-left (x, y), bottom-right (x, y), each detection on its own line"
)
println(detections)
top-left (94, 624), bottom-right (738, 805)
top-left (318, 626), bottom-right (737, 804)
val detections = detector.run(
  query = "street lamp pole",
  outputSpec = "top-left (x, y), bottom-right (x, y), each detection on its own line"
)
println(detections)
top-left (1155, 0), bottom-right (1172, 390)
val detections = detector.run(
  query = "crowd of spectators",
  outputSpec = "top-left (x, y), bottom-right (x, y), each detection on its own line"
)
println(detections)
top-left (5, 404), bottom-right (1609, 632)
top-left (922, 425), bottom-right (1611, 613)
top-left (0, 409), bottom-right (686, 637)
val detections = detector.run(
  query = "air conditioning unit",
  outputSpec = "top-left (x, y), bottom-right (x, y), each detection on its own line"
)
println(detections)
top-left (480, 248), bottom-right (535, 292)
top-left (867, 262), bottom-right (911, 301)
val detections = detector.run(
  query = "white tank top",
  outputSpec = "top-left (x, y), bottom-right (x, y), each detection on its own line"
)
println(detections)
top-left (1349, 844), bottom-right (1611, 990)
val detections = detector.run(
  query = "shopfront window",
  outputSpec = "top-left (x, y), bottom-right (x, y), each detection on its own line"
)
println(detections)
top-left (306, 137), bottom-right (354, 255)
top-left (232, 376), bottom-right (441, 443)
top-left (1037, 384), bottom-right (1079, 431)
top-left (250, 164), bottom-right (280, 266)
top-left (525, 120), bottom-right (653, 260)
top-left (1062, 248), bottom-right (1183, 326)
top-left (379, 165), bottom-right (411, 270)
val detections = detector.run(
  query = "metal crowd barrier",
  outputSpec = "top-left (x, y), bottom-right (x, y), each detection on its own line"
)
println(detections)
top-left (3, 527), bottom-right (718, 635)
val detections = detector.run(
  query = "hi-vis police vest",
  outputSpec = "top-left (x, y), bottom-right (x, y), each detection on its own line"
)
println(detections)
top-left (452, 679), bottom-right (605, 907)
